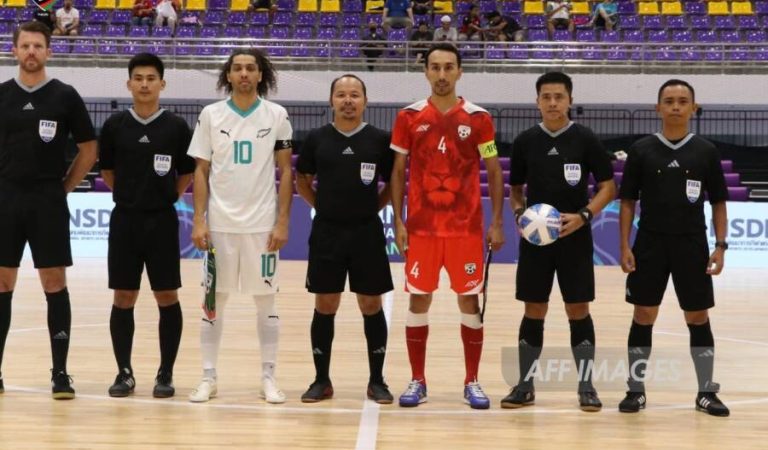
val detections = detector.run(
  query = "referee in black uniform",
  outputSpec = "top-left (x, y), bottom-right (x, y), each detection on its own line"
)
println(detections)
top-left (99, 53), bottom-right (194, 399)
top-left (503, 72), bottom-right (616, 411)
top-left (296, 74), bottom-right (394, 404)
top-left (618, 79), bottom-right (730, 417)
top-left (0, 21), bottom-right (97, 399)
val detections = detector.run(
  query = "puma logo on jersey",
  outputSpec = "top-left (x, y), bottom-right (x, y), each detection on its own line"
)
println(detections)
top-left (547, 147), bottom-right (559, 156)
top-left (220, 129), bottom-right (231, 138)
top-left (22, 102), bottom-right (34, 110)
top-left (668, 160), bottom-right (680, 168)
top-left (138, 135), bottom-right (150, 143)
top-left (342, 147), bottom-right (355, 155)
top-left (416, 124), bottom-right (430, 132)
top-left (264, 279), bottom-right (273, 287)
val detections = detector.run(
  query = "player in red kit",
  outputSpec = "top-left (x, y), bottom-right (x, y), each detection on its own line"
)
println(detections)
top-left (390, 43), bottom-right (505, 409)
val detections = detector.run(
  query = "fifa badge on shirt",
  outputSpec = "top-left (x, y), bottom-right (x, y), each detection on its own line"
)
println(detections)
top-left (457, 125), bottom-right (472, 140)
top-left (154, 154), bottom-right (172, 176)
top-left (564, 164), bottom-right (582, 186)
top-left (464, 262), bottom-right (477, 275)
top-left (360, 162), bottom-right (376, 185)
top-left (686, 179), bottom-right (702, 203)
top-left (38, 120), bottom-right (57, 143)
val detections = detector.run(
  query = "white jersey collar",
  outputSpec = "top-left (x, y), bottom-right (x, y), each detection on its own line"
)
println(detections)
top-left (538, 121), bottom-right (574, 138)
top-left (654, 132), bottom-right (694, 150)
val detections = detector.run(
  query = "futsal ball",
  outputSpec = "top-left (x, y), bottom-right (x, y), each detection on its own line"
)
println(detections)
top-left (519, 203), bottom-right (561, 246)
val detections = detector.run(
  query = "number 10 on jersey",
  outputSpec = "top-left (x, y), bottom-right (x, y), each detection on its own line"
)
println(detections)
top-left (233, 140), bottom-right (253, 164)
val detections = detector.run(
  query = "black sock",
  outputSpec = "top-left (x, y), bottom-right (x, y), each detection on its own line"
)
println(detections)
top-left (158, 302), bottom-right (183, 374)
top-left (569, 314), bottom-right (596, 391)
top-left (109, 305), bottom-right (135, 373)
top-left (310, 310), bottom-right (335, 383)
top-left (363, 308), bottom-right (388, 385)
top-left (627, 321), bottom-right (653, 392)
top-left (46, 288), bottom-right (71, 373)
top-left (0, 291), bottom-right (12, 374)
top-left (688, 320), bottom-right (715, 393)
top-left (518, 316), bottom-right (544, 390)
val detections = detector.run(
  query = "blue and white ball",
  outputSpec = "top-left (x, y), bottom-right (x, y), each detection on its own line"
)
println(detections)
top-left (520, 203), bottom-right (561, 246)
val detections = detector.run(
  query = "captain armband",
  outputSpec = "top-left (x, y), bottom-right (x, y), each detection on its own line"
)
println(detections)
top-left (478, 140), bottom-right (498, 159)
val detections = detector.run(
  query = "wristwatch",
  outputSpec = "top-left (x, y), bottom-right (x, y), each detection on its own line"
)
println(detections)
top-left (578, 207), bottom-right (593, 224)
top-left (715, 241), bottom-right (729, 250)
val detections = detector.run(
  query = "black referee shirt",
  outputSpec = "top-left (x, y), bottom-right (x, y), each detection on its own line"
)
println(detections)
top-left (296, 123), bottom-right (393, 222)
top-left (509, 122), bottom-right (614, 213)
top-left (99, 108), bottom-right (194, 211)
top-left (0, 78), bottom-right (95, 184)
top-left (619, 133), bottom-right (729, 234)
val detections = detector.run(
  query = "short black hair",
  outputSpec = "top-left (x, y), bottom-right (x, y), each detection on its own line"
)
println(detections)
top-left (13, 21), bottom-right (51, 48)
top-left (128, 52), bottom-right (165, 79)
top-left (657, 79), bottom-right (695, 103)
top-left (536, 71), bottom-right (573, 97)
top-left (424, 43), bottom-right (462, 68)
top-left (217, 48), bottom-right (277, 97)
top-left (329, 73), bottom-right (367, 98)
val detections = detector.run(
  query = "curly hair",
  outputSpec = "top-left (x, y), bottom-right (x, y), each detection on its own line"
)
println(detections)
top-left (217, 48), bottom-right (277, 97)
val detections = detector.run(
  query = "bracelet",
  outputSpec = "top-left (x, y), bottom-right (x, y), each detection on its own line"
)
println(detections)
top-left (578, 207), bottom-right (593, 224)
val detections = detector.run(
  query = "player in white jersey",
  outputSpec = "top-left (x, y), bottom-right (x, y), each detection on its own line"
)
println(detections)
top-left (187, 48), bottom-right (293, 404)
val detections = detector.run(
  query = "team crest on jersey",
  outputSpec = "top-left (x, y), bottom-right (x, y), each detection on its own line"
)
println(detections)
top-left (686, 179), bottom-right (701, 203)
top-left (464, 262), bottom-right (477, 275)
top-left (457, 125), bottom-right (471, 140)
top-left (360, 162), bottom-right (376, 185)
top-left (38, 120), bottom-right (57, 143)
top-left (564, 164), bottom-right (582, 186)
top-left (257, 128), bottom-right (271, 138)
top-left (154, 154), bottom-right (172, 176)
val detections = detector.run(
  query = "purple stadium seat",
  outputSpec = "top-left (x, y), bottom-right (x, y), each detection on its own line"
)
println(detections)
top-left (684, 1), bottom-right (706, 15)
top-left (0, 9), bottom-right (17, 22)
top-left (129, 26), bottom-right (150, 37)
top-left (317, 27), bottom-right (338, 39)
top-left (502, 1), bottom-right (521, 15)
top-left (703, 46), bottom-right (724, 61)
top-left (756, 1), bottom-right (768, 14)
top-left (106, 25), bottom-right (126, 36)
top-left (296, 12), bottom-right (317, 26)
top-left (51, 39), bottom-right (70, 54)
top-left (200, 26), bottom-right (221, 38)
top-left (319, 13), bottom-right (340, 27)
top-left (209, 0), bottom-right (228, 9)
top-left (552, 29), bottom-right (572, 41)
top-left (223, 26), bottom-right (242, 38)
top-left (291, 45), bottom-right (312, 57)
top-left (617, 1), bottom-right (635, 14)
top-left (721, 160), bottom-right (733, 172)
top-left (601, 30), bottom-right (620, 42)
top-left (342, 0), bottom-right (363, 12)
top-left (277, 0), bottom-right (295, 9)
top-left (0, 22), bottom-right (10, 35)
top-left (338, 43), bottom-right (361, 58)
top-left (525, 15), bottom-right (546, 28)
top-left (531, 46), bottom-right (555, 60)
top-left (507, 44), bottom-right (528, 59)
top-left (642, 15), bottom-right (663, 30)
top-left (655, 46), bottom-right (678, 61)
top-left (479, 0), bottom-right (495, 13)
top-left (724, 173), bottom-right (741, 186)
top-left (111, 10), bottom-right (132, 24)
top-left (672, 30), bottom-right (692, 42)
top-left (738, 16), bottom-right (759, 30)
top-left (728, 47), bottom-right (751, 61)
top-left (153, 26), bottom-right (172, 37)
top-left (689, 15), bottom-right (710, 30)
top-left (485, 43), bottom-right (507, 60)
top-left (365, 13), bottom-right (383, 26)
top-left (196, 43), bottom-right (215, 56)
top-left (87, 10), bottom-right (109, 24)
top-left (340, 27), bottom-right (360, 39)
top-left (252, 12), bottom-right (270, 25)
top-left (19, 8), bottom-right (33, 21)
top-left (648, 30), bottom-right (669, 42)
top-left (619, 15), bottom-right (640, 29)
top-left (75, 0), bottom-right (94, 9)
top-left (527, 29), bottom-right (548, 41)
top-left (123, 42), bottom-right (147, 55)
top-left (714, 16), bottom-right (736, 30)
top-left (174, 42), bottom-right (194, 56)
top-left (229, 12), bottom-right (246, 25)
top-left (271, 26), bottom-right (290, 39)
top-left (387, 28), bottom-right (407, 41)
top-left (273, 11), bottom-right (292, 25)
top-left (246, 26), bottom-right (267, 38)
top-left (343, 13), bottom-right (361, 26)
top-left (728, 187), bottom-right (748, 201)
top-left (73, 40), bottom-right (95, 54)
top-left (176, 26), bottom-right (197, 38)
top-left (294, 26), bottom-right (313, 39)
top-left (576, 29), bottom-right (597, 41)
top-left (205, 11), bottom-right (226, 25)
top-left (665, 15), bottom-right (686, 30)
top-left (93, 178), bottom-right (109, 192)
top-left (623, 30), bottom-right (644, 43)
top-left (456, 1), bottom-right (472, 14)
top-left (82, 24), bottom-right (102, 36)
top-left (696, 30), bottom-right (717, 43)
top-left (746, 30), bottom-right (767, 42)
top-left (720, 30), bottom-right (741, 43)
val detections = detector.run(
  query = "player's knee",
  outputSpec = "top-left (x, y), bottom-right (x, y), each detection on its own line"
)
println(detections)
top-left (684, 309), bottom-right (709, 325)
top-left (524, 302), bottom-right (548, 319)
top-left (253, 294), bottom-right (277, 315)
top-left (39, 268), bottom-right (66, 293)
top-left (564, 302), bottom-right (590, 320)
top-left (113, 290), bottom-right (139, 308)
top-left (153, 289), bottom-right (179, 307)
top-left (356, 295), bottom-right (382, 315)
top-left (633, 306), bottom-right (658, 325)
top-left (409, 294), bottom-right (431, 313)
top-left (315, 293), bottom-right (342, 314)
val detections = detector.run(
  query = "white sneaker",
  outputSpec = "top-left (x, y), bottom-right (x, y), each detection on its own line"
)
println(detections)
top-left (260, 376), bottom-right (286, 404)
top-left (189, 378), bottom-right (217, 403)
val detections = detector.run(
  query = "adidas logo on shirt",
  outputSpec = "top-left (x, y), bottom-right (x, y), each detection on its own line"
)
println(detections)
top-left (22, 102), bottom-right (34, 110)
top-left (667, 160), bottom-right (680, 168)
top-left (138, 135), bottom-right (151, 143)
top-left (342, 147), bottom-right (354, 155)
top-left (547, 147), bottom-right (559, 156)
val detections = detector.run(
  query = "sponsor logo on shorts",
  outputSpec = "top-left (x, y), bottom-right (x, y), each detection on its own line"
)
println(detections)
top-left (464, 263), bottom-right (477, 275)
top-left (464, 279), bottom-right (481, 288)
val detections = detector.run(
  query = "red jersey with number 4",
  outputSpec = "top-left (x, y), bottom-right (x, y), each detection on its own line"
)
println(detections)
top-left (391, 98), bottom-right (497, 237)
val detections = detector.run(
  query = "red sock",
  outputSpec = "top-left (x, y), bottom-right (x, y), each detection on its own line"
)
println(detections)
top-left (461, 324), bottom-right (484, 385)
top-left (406, 325), bottom-right (429, 385)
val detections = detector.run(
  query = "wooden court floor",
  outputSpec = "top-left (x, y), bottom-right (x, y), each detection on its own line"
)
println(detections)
top-left (0, 259), bottom-right (766, 449)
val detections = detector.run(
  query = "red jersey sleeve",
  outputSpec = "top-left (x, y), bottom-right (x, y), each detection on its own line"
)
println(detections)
top-left (390, 109), bottom-right (413, 155)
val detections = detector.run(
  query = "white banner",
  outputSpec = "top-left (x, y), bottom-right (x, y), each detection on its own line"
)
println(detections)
top-left (704, 201), bottom-right (768, 268)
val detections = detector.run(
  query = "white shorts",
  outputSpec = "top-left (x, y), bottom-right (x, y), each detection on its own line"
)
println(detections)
top-left (210, 231), bottom-right (279, 295)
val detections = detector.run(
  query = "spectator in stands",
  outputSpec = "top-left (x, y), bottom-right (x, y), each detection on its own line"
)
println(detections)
top-left (154, 0), bottom-right (180, 35)
top-left (412, 0), bottom-right (434, 17)
top-left (410, 21), bottom-right (432, 63)
top-left (361, 21), bottom-right (387, 71)
top-left (483, 11), bottom-right (523, 42)
top-left (33, 7), bottom-right (55, 31)
top-left (546, 0), bottom-right (574, 38)
top-left (249, 0), bottom-right (278, 23)
top-left (589, 0), bottom-right (618, 32)
top-left (132, 0), bottom-right (155, 27)
top-left (382, 0), bottom-right (414, 33)
top-left (53, 0), bottom-right (80, 36)
top-left (458, 5), bottom-right (483, 41)
top-left (433, 15), bottom-right (457, 42)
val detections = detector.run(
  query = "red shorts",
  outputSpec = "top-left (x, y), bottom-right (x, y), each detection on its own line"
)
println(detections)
top-left (404, 234), bottom-right (485, 295)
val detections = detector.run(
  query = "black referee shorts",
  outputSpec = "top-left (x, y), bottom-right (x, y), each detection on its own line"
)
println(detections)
top-left (516, 226), bottom-right (595, 303)
top-left (0, 180), bottom-right (72, 269)
top-left (625, 229), bottom-right (714, 311)
top-left (306, 216), bottom-right (393, 295)
top-left (108, 206), bottom-right (181, 291)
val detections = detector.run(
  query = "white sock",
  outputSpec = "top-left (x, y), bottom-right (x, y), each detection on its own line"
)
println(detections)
top-left (200, 292), bottom-right (229, 379)
top-left (254, 294), bottom-right (279, 379)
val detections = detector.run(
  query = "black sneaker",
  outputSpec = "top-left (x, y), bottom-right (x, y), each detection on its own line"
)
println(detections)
top-left (153, 369), bottom-right (175, 398)
top-left (52, 370), bottom-right (75, 400)
top-left (578, 389), bottom-right (603, 412)
top-left (108, 369), bottom-right (136, 398)
top-left (696, 392), bottom-right (730, 417)
top-left (367, 381), bottom-right (394, 404)
top-left (500, 385), bottom-right (535, 409)
top-left (301, 380), bottom-right (333, 403)
top-left (618, 391), bottom-right (646, 413)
